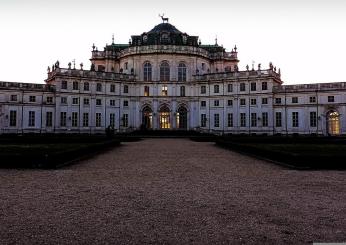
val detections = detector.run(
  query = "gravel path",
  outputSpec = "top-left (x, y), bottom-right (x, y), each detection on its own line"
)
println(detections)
top-left (0, 138), bottom-right (345, 244)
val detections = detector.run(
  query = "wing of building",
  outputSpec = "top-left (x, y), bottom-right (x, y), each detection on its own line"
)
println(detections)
top-left (0, 21), bottom-right (345, 135)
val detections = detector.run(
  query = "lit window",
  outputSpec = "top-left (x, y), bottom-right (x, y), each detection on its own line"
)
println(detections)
top-left (162, 85), bottom-right (168, 96)
top-left (144, 86), bottom-right (150, 96)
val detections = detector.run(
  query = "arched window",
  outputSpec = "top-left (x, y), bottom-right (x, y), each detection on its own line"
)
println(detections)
top-left (178, 63), bottom-right (186, 82)
top-left (143, 62), bottom-right (152, 81)
top-left (160, 61), bottom-right (170, 81)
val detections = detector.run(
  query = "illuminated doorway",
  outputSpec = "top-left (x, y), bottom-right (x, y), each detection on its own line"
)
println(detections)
top-left (327, 111), bottom-right (340, 135)
top-left (176, 106), bottom-right (187, 129)
top-left (159, 105), bottom-right (170, 129)
top-left (142, 106), bottom-right (152, 129)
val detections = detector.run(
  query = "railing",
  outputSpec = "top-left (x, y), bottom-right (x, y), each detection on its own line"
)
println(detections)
top-left (192, 69), bottom-right (281, 81)
top-left (273, 82), bottom-right (346, 92)
top-left (0, 81), bottom-right (56, 92)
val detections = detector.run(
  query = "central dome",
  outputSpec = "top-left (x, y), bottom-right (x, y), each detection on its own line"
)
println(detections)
top-left (148, 23), bottom-right (182, 34)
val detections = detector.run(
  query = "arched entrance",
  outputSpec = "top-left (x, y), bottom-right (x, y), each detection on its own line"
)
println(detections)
top-left (327, 110), bottom-right (340, 135)
top-left (142, 106), bottom-right (152, 129)
top-left (176, 106), bottom-right (187, 129)
top-left (159, 105), bottom-right (170, 129)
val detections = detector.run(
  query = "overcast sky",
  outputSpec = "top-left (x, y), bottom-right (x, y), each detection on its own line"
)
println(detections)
top-left (0, 0), bottom-right (345, 84)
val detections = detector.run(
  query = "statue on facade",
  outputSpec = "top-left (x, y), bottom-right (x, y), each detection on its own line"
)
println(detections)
top-left (80, 63), bottom-right (83, 70)
top-left (47, 66), bottom-right (50, 73)
top-left (90, 63), bottom-right (95, 71)
top-left (258, 63), bottom-right (261, 70)
top-left (68, 62), bottom-right (71, 69)
top-left (55, 60), bottom-right (60, 69)
top-left (269, 62), bottom-right (273, 70)
top-left (246, 64), bottom-right (249, 71)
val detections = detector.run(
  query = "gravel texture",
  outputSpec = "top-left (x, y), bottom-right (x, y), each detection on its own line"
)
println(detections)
top-left (0, 138), bottom-right (345, 244)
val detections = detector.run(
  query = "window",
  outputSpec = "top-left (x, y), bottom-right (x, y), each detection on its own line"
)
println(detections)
top-left (262, 112), bottom-right (268, 127)
top-left (201, 86), bottom-right (206, 94)
top-left (73, 81), bottom-right (79, 90)
top-left (160, 61), bottom-right (170, 81)
top-left (227, 84), bottom-right (233, 92)
top-left (180, 86), bottom-right (185, 96)
top-left (84, 82), bottom-right (89, 91)
top-left (60, 112), bottom-right (67, 127)
top-left (29, 96), bottom-right (36, 102)
top-left (124, 62), bottom-right (128, 70)
top-left (310, 111), bottom-right (317, 127)
top-left (214, 100), bottom-right (219, 107)
top-left (201, 114), bottom-right (207, 127)
top-left (144, 62), bottom-right (152, 81)
top-left (178, 63), bottom-right (187, 82)
top-left (309, 96), bottom-right (316, 103)
top-left (9, 110), bottom-right (16, 127)
top-left (214, 85), bottom-right (219, 93)
top-left (96, 113), bottom-right (102, 127)
top-left (227, 113), bottom-right (233, 127)
top-left (214, 114), bottom-right (220, 127)
top-left (47, 97), bottom-right (53, 104)
top-left (123, 85), bottom-right (129, 94)
top-left (201, 63), bottom-right (205, 71)
top-left (227, 100), bottom-right (233, 106)
top-left (96, 83), bottom-right (102, 92)
top-left (328, 96), bottom-right (335, 102)
top-left (144, 86), bottom-right (150, 96)
top-left (72, 112), bottom-right (78, 127)
top-left (123, 100), bottom-right (129, 107)
top-left (61, 97), bottom-right (67, 104)
top-left (275, 98), bottom-right (282, 104)
top-left (240, 98), bottom-right (246, 106)
top-left (46, 112), bottom-right (52, 127)
top-left (250, 82), bottom-right (256, 91)
top-left (201, 101), bottom-right (206, 107)
top-left (83, 113), bottom-right (89, 127)
top-left (262, 82), bottom-right (268, 90)
top-left (110, 100), bottom-right (115, 106)
top-left (275, 112), bottom-right (282, 127)
top-left (292, 97), bottom-right (298, 103)
top-left (240, 113), bottom-right (246, 127)
top-left (61, 81), bottom-right (67, 89)
top-left (83, 98), bottom-right (90, 105)
top-left (292, 112), bottom-right (299, 127)
top-left (72, 98), bottom-right (79, 105)
top-left (96, 99), bottom-right (102, 106)
top-left (250, 98), bottom-right (257, 105)
top-left (122, 114), bottom-right (128, 127)
top-left (110, 84), bottom-right (115, 93)
top-left (10, 95), bottom-right (17, 101)
top-left (262, 98), bottom-right (268, 105)
top-left (251, 113), bottom-right (257, 127)
top-left (240, 83), bottom-right (246, 91)
top-left (29, 111), bottom-right (35, 127)
top-left (161, 85), bottom-right (168, 96)
top-left (110, 113), bottom-right (115, 127)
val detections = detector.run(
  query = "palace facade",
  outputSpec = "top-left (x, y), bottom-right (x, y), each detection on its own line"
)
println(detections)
top-left (0, 21), bottom-right (345, 135)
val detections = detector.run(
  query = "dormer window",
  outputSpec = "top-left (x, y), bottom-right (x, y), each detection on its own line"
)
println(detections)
top-left (143, 35), bottom-right (148, 43)
top-left (182, 35), bottom-right (187, 44)
top-left (161, 33), bottom-right (169, 43)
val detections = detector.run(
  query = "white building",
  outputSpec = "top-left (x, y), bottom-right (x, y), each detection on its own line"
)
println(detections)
top-left (0, 20), bottom-right (345, 135)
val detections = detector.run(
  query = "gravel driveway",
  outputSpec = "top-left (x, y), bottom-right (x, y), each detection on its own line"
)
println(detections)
top-left (0, 138), bottom-right (345, 244)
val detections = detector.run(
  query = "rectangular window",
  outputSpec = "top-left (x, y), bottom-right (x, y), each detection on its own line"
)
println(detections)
top-left (61, 97), bottom-right (67, 104)
top-left (10, 95), bottom-right (18, 101)
top-left (29, 111), bottom-right (35, 127)
top-left (162, 85), bottom-right (168, 96)
top-left (240, 98), bottom-right (246, 106)
top-left (96, 99), bottom-right (102, 106)
top-left (123, 100), bottom-right (129, 107)
top-left (110, 84), bottom-right (115, 93)
top-left (29, 96), bottom-right (36, 102)
top-left (123, 85), bottom-right (129, 93)
top-left (83, 98), bottom-right (90, 105)
top-left (84, 82), bottom-right (89, 91)
top-left (201, 86), bottom-right (206, 94)
top-left (110, 100), bottom-right (115, 106)
top-left (201, 114), bottom-right (207, 127)
top-left (96, 83), bottom-right (102, 92)
top-left (275, 98), bottom-right (282, 104)
top-left (96, 113), bottom-right (102, 127)
top-left (309, 96), bottom-right (316, 103)
top-left (251, 113), bottom-right (257, 127)
top-left (9, 110), bottom-right (16, 127)
top-left (214, 100), bottom-right (219, 107)
top-left (227, 100), bottom-right (233, 106)
top-left (72, 98), bottom-right (79, 105)
top-left (123, 114), bottom-right (128, 127)
top-left (240, 83), bottom-right (246, 92)
top-left (227, 113), bottom-right (233, 127)
top-left (292, 97), bottom-right (298, 103)
top-left (214, 114), bottom-right (220, 127)
top-left (250, 98), bottom-right (257, 105)
top-left (46, 97), bottom-right (53, 104)
top-left (310, 111), bottom-right (317, 127)
top-left (292, 112), bottom-right (299, 127)
top-left (73, 81), bottom-right (79, 90)
top-left (46, 112), bottom-right (53, 127)
top-left (201, 101), bottom-right (206, 107)
top-left (110, 113), bottom-right (115, 127)
top-left (227, 84), bottom-right (233, 92)
top-left (262, 98), bottom-right (268, 105)
top-left (328, 96), bottom-right (335, 102)
top-left (214, 85), bottom-right (219, 93)
top-left (250, 82), bottom-right (256, 91)
top-left (60, 112), bottom-right (67, 127)
top-left (262, 112), bottom-right (268, 127)
top-left (144, 86), bottom-right (150, 96)
top-left (275, 112), bottom-right (282, 127)
top-left (61, 81), bottom-right (67, 89)
top-left (262, 82), bottom-right (268, 90)
top-left (72, 112), bottom-right (78, 127)
top-left (240, 113), bottom-right (246, 127)
top-left (180, 86), bottom-right (185, 97)
top-left (83, 113), bottom-right (89, 127)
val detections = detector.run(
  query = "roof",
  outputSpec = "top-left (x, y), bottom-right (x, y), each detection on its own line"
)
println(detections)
top-left (148, 23), bottom-right (182, 34)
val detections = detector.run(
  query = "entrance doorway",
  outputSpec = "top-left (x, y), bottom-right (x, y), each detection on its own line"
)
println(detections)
top-left (327, 111), bottom-right (340, 135)
top-left (176, 106), bottom-right (187, 129)
top-left (142, 106), bottom-right (152, 129)
top-left (159, 105), bottom-right (170, 129)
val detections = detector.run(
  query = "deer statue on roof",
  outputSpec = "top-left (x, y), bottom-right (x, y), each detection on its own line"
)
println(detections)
top-left (159, 14), bottom-right (169, 23)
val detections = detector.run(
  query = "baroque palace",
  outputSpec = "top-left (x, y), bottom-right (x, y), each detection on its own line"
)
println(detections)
top-left (0, 19), bottom-right (345, 135)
